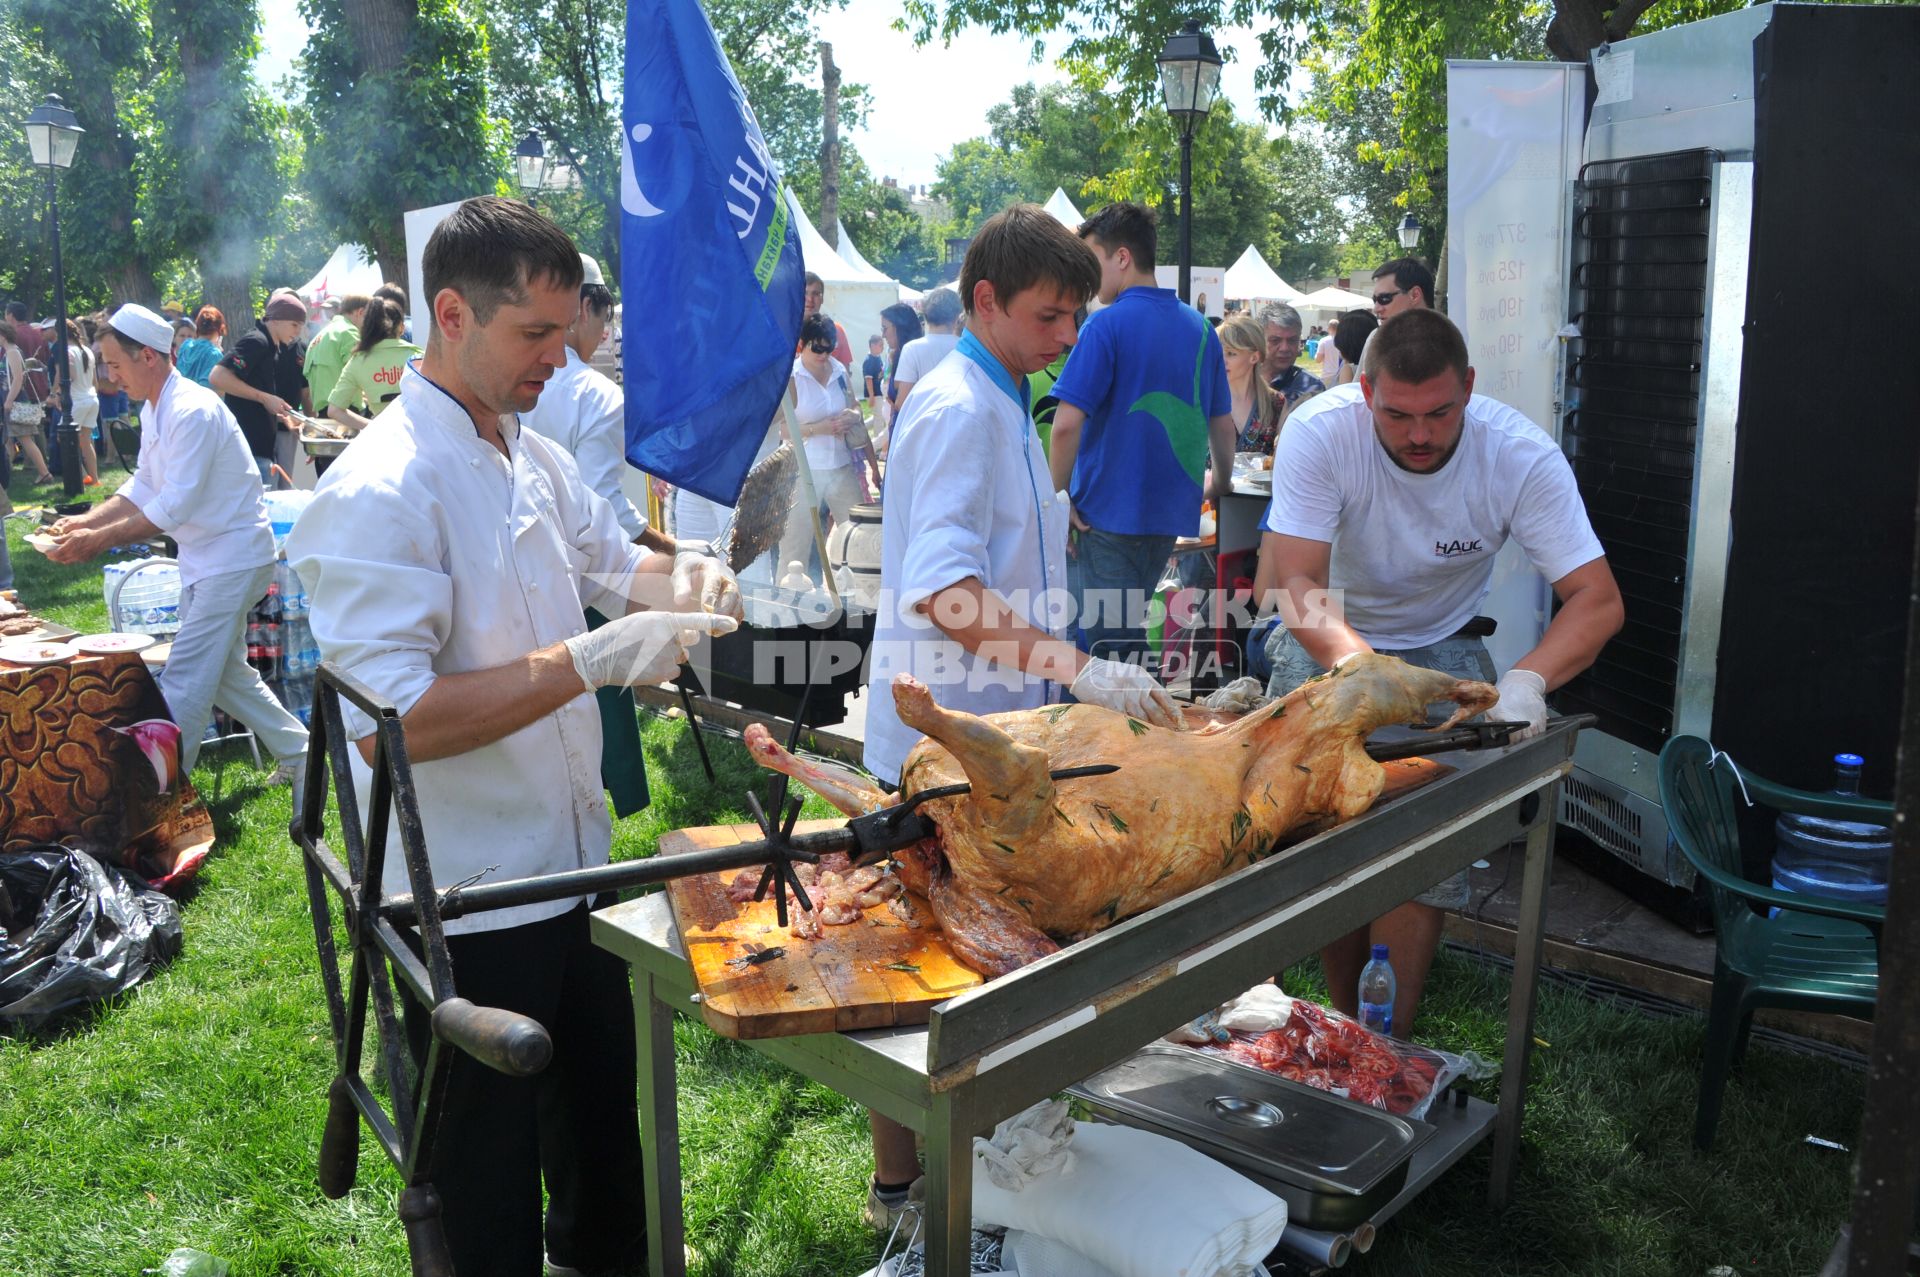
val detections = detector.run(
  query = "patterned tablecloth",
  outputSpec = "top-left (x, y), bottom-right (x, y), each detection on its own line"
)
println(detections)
top-left (0, 650), bottom-right (213, 888)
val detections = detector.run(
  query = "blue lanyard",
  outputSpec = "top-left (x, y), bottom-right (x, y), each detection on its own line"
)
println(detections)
top-left (956, 331), bottom-right (1059, 701)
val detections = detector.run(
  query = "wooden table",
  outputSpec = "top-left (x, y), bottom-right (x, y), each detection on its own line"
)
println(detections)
top-left (0, 649), bottom-right (210, 882)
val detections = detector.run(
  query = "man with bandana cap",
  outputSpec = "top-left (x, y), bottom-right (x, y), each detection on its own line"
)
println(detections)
top-left (46, 303), bottom-right (311, 784)
top-left (210, 290), bottom-right (313, 485)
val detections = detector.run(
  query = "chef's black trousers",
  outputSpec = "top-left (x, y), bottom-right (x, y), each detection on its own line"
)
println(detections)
top-left (403, 900), bottom-right (648, 1276)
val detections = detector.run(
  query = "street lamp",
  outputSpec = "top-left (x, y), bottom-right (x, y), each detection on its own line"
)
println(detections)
top-left (513, 130), bottom-right (548, 204)
top-left (1397, 212), bottom-right (1422, 252)
top-left (22, 93), bottom-right (84, 497)
top-left (1157, 19), bottom-right (1223, 305)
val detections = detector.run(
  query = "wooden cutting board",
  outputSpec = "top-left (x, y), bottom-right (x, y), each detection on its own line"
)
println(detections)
top-left (661, 821), bottom-right (984, 1040)
top-left (661, 758), bottom-right (1454, 1040)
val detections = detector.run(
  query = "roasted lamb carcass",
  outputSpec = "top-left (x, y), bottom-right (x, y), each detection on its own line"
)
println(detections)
top-left (745, 653), bottom-right (1498, 977)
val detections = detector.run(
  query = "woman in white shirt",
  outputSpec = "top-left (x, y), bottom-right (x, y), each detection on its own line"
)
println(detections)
top-left (775, 311), bottom-right (868, 585)
top-left (62, 319), bottom-right (102, 485)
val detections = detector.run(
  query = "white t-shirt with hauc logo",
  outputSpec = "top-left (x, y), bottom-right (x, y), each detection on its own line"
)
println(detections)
top-left (1261, 382), bottom-right (1605, 650)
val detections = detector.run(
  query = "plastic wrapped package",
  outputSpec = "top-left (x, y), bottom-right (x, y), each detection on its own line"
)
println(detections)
top-left (0, 845), bottom-right (183, 1030)
top-left (1169, 985), bottom-right (1485, 1119)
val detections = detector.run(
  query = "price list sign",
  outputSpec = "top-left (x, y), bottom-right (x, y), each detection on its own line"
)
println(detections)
top-left (1444, 62), bottom-right (1584, 437)
top-left (1444, 61), bottom-right (1585, 670)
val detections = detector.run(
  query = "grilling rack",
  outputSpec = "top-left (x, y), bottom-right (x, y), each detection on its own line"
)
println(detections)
top-left (290, 656), bottom-right (1528, 1276)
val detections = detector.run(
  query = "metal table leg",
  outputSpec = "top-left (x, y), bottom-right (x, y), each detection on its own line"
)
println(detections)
top-left (636, 971), bottom-right (687, 1277)
top-left (921, 1090), bottom-right (976, 1277)
top-left (1487, 802), bottom-right (1556, 1208)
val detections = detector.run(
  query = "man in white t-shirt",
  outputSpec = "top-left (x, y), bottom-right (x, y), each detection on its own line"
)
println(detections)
top-left (888, 285), bottom-right (963, 411)
top-left (1251, 307), bottom-right (1622, 1035)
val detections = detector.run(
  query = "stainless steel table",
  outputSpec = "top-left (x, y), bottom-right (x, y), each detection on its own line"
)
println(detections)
top-left (593, 720), bottom-right (1581, 1277)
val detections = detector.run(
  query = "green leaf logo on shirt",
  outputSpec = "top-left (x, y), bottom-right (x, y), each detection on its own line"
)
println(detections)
top-left (1125, 311), bottom-right (1214, 486)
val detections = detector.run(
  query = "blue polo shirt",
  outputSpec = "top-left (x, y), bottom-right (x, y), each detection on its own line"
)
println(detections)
top-left (1050, 286), bottom-right (1230, 537)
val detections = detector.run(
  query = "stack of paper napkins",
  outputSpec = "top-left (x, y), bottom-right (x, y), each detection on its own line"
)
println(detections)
top-left (974, 1119), bottom-right (1288, 1277)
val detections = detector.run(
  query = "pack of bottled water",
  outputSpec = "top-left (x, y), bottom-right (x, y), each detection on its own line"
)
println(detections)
top-left (103, 560), bottom-right (182, 636)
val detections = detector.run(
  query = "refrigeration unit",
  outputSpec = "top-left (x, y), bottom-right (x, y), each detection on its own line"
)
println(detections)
top-left (1450, 4), bottom-right (1920, 886)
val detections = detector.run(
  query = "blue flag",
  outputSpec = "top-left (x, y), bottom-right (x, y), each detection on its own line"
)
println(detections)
top-left (621, 0), bottom-right (803, 506)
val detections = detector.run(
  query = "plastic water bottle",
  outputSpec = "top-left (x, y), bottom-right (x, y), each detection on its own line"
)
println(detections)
top-left (1358, 944), bottom-right (1396, 1036)
top-left (1772, 753), bottom-right (1893, 908)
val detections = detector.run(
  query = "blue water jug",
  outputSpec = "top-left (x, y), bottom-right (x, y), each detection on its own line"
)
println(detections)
top-left (1771, 753), bottom-right (1891, 910)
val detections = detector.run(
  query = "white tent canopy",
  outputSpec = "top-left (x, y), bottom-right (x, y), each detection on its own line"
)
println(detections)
top-left (787, 187), bottom-right (897, 357)
top-left (834, 217), bottom-right (923, 305)
top-left (297, 243), bottom-right (382, 304)
top-left (1293, 284), bottom-right (1375, 315)
top-left (834, 218), bottom-right (894, 284)
top-left (1043, 187), bottom-right (1084, 228)
top-left (1223, 245), bottom-right (1299, 303)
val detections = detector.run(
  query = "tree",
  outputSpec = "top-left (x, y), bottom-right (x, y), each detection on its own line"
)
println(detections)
top-left (14, 0), bottom-right (159, 306)
top-left (482, 0), bottom-right (866, 282)
top-left (300, 0), bottom-right (506, 281)
top-left (927, 82), bottom-right (1350, 281)
top-left (147, 0), bottom-right (287, 342)
top-left (899, 0), bottom-right (1855, 258)
top-left (0, 21), bottom-right (59, 309)
top-left (487, 0), bottom-right (623, 272)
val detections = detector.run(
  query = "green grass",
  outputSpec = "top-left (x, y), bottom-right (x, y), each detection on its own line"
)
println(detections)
top-left (0, 466), bottom-right (1864, 1275)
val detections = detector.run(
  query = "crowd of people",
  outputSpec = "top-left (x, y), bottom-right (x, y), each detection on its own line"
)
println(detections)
top-left (3, 191), bottom-right (1626, 1273)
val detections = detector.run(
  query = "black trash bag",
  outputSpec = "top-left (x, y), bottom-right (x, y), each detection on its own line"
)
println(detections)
top-left (0, 844), bottom-right (183, 1030)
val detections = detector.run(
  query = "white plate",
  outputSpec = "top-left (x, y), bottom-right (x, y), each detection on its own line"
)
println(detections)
top-left (71, 632), bottom-right (157, 655)
top-left (24, 532), bottom-right (62, 554)
top-left (0, 640), bottom-right (76, 665)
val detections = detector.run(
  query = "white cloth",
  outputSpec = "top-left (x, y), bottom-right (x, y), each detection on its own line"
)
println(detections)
top-left (286, 365), bottom-right (648, 935)
top-left (1003, 1231), bottom-right (1123, 1277)
top-left (1262, 382), bottom-right (1605, 649)
top-left (118, 370), bottom-right (274, 586)
top-left (973, 1099), bottom-right (1076, 1191)
top-left (863, 352), bottom-right (1070, 786)
top-left (971, 1121), bottom-right (1289, 1277)
top-left (519, 346), bottom-right (647, 541)
top-left (893, 332), bottom-right (961, 392)
top-left (160, 561), bottom-right (310, 772)
top-left (792, 355), bottom-right (856, 473)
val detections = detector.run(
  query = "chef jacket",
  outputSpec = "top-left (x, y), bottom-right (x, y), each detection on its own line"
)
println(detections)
top-left (518, 347), bottom-right (648, 542)
top-left (287, 365), bottom-right (647, 935)
top-left (864, 332), bottom-right (1069, 786)
top-left (118, 369), bottom-right (273, 586)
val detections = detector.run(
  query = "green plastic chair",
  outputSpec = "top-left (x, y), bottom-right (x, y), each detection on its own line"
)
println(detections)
top-left (1657, 735), bottom-right (1885, 1150)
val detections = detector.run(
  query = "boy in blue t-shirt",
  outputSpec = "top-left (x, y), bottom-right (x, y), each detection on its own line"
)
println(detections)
top-left (1048, 201), bottom-right (1235, 662)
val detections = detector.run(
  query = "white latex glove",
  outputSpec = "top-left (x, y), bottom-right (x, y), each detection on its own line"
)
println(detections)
top-left (669, 541), bottom-right (744, 619)
top-left (563, 611), bottom-right (737, 691)
top-left (1492, 668), bottom-right (1548, 741)
top-left (1069, 657), bottom-right (1184, 730)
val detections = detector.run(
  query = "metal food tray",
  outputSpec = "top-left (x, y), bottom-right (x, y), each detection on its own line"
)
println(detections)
top-left (301, 434), bottom-right (350, 458)
top-left (1069, 1044), bottom-right (1434, 1230)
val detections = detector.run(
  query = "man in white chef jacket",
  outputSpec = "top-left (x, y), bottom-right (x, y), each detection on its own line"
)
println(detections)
top-left (45, 302), bottom-right (310, 781)
top-left (287, 197), bottom-right (738, 1277)
top-left (1252, 307), bottom-right (1623, 1036)
top-left (860, 203), bottom-right (1187, 1228)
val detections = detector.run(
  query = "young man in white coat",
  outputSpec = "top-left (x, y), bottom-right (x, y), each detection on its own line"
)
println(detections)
top-left (861, 202), bottom-right (1186, 1227)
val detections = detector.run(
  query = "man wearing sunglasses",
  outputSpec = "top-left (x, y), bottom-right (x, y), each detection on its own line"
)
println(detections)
top-left (1370, 257), bottom-right (1434, 322)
